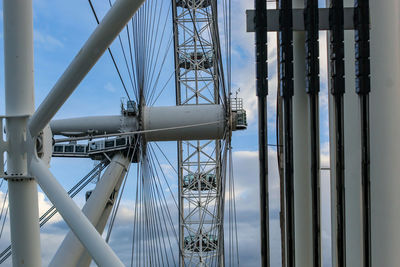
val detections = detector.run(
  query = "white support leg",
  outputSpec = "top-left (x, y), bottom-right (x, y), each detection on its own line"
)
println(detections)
top-left (3, 0), bottom-right (41, 266)
top-left (29, 159), bottom-right (125, 267)
top-left (28, 0), bottom-right (146, 137)
top-left (293, 0), bottom-right (313, 265)
top-left (50, 153), bottom-right (129, 267)
top-left (370, 1), bottom-right (400, 266)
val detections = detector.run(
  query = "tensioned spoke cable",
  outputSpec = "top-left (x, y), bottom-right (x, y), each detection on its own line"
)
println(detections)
top-left (146, 148), bottom-right (180, 257)
top-left (153, 142), bottom-right (178, 174)
top-left (147, 35), bottom-right (174, 105)
top-left (0, 190), bottom-right (8, 228)
top-left (125, 23), bottom-right (140, 99)
top-left (87, 0), bottom-right (133, 103)
top-left (0, 205), bottom-right (8, 239)
top-left (145, 156), bottom-right (173, 266)
top-left (150, 63), bottom-right (180, 106)
top-left (106, 0), bottom-right (138, 101)
top-left (146, 2), bottom-right (173, 103)
top-left (105, 137), bottom-right (139, 242)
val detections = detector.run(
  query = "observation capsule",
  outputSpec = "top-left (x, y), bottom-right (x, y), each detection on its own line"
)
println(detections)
top-left (183, 173), bottom-right (217, 190)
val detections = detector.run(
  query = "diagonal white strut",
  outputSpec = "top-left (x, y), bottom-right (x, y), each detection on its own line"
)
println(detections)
top-left (49, 153), bottom-right (130, 267)
top-left (29, 158), bottom-right (125, 267)
top-left (29, 0), bottom-right (146, 137)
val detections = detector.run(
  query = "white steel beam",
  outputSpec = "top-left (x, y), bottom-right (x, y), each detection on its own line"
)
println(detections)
top-left (143, 105), bottom-right (225, 141)
top-left (292, 0), bottom-right (313, 263)
top-left (28, 0), bottom-right (146, 137)
top-left (29, 158), bottom-right (124, 267)
top-left (343, 0), bottom-right (363, 264)
top-left (76, 204), bottom-right (115, 267)
top-left (50, 153), bottom-right (129, 267)
top-left (370, 0), bottom-right (400, 266)
top-left (3, 0), bottom-right (41, 266)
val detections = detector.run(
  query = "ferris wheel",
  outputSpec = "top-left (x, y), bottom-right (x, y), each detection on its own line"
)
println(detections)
top-left (0, 0), bottom-right (245, 266)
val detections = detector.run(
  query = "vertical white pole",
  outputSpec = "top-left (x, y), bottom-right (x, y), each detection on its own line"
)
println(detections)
top-left (292, 1), bottom-right (313, 266)
top-left (3, 0), bottom-right (42, 266)
top-left (343, 0), bottom-right (363, 264)
top-left (370, 1), bottom-right (400, 266)
top-left (328, 82), bottom-right (338, 267)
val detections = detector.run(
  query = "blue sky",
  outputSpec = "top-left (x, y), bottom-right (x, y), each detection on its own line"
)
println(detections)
top-left (0, 0), bottom-right (335, 266)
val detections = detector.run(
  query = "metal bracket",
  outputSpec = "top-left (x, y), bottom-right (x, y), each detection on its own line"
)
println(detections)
top-left (0, 117), bottom-right (8, 178)
top-left (246, 8), bottom-right (356, 32)
top-left (0, 115), bottom-right (30, 179)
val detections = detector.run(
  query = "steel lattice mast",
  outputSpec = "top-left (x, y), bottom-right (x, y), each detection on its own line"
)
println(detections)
top-left (172, 0), bottom-right (224, 266)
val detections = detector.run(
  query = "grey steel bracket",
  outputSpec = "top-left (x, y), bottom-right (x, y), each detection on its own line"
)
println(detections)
top-left (0, 117), bottom-right (7, 178)
top-left (0, 115), bottom-right (30, 179)
top-left (246, 8), bottom-right (356, 32)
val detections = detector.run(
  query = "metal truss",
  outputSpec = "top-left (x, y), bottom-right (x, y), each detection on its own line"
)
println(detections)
top-left (172, 0), bottom-right (223, 266)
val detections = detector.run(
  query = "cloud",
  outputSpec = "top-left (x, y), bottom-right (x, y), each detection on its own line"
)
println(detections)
top-left (104, 82), bottom-right (117, 93)
top-left (34, 30), bottom-right (64, 50)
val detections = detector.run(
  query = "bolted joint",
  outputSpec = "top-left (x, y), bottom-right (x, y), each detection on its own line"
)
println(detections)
top-left (2, 115), bottom-right (51, 180)
top-left (5, 115), bottom-right (31, 178)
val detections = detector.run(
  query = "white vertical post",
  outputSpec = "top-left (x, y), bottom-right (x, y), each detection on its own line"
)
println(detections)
top-left (328, 79), bottom-right (338, 267)
top-left (370, 1), bottom-right (400, 266)
top-left (3, 0), bottom-right (42, 266)
top-left (293, 0), bottom-right (313, 266)
top-left (343, 0), bottom-right (363, 264)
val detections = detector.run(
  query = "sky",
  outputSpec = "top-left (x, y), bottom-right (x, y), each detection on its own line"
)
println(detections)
top-left (0, 0), bottom-right (335, 266)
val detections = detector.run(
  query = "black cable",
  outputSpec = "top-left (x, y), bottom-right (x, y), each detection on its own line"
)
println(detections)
top-left (279, 0), bottom-right (295, 265)
top-left (254, 0), bottom-right (270, 265)
top-left (329, 1), bottom-right (346, 266)
top-left (87, 0), bottom-right (133, 103)
top-left (354, 1), bottom-right (371, 266)
top-left (305, 0), bottom-right (321, 266)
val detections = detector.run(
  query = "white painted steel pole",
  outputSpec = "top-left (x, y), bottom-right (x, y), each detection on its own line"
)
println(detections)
top-left (328, 78), bottom-right (338, 267)
top-left (28, 0), bottom-right (146, 137)
top-left (293, 0), bottom-right (313, 265)
top-left (29, 159), bottom-right (125, 267)
top-left (370, 1), bottom-right (400, 266)
top-left (3, 0), bottom-right (42, 266)
top-left (343, 0), bottom-right (363, 264)
top-left (49, 153), bottom-right (129, 267)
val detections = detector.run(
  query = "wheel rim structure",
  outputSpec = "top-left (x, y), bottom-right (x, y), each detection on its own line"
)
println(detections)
top-left (172, 0), bottom-right (226, 266)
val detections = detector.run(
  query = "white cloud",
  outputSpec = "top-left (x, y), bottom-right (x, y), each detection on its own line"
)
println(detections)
top-left (34, 30), bottom-right (64, 50)
top-left (104, 82), bottom-right (117, 93)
